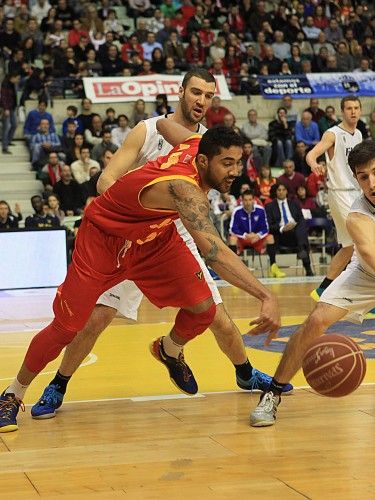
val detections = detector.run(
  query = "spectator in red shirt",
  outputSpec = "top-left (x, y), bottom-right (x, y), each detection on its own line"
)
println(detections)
top-left (68, 19), bottom-right (88, 47)
top-left (185, 32), bottom-right (205, 67)
top-left (227, 5), bottom-right (245, 35)
top-left (198, 18), bottom-right (215, 54)
top-left (277, 159), bottom-right (306, 199)
top-left (205, 96), bottom-right (231, 128)
top-left (121, 34), bottom-right (144, 64)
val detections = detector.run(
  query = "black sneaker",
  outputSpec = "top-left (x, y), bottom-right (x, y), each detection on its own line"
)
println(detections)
top-left (150, 337), bottom-right (198, 395)
top-left (0, 391), bottom-right (24, 433)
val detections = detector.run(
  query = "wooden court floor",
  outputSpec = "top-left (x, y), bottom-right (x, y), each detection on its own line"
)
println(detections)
top-left (0, 282), bottom-right (374, 499)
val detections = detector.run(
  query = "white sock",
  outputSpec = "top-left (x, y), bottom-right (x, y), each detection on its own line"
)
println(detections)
top-left (5, 379), bottom-right (29, 400)
top-left (162, 335), bottom-right (184, 358)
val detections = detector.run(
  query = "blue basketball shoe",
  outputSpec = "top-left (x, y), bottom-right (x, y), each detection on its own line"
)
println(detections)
top-left (0, 391), bottom-right (24, 432)
top-left (237, 369), bottom-right (293, 394)
top-left (31, 384), bottom-right (64, 419)
top-left (150, 337), bottom-right (198, 395)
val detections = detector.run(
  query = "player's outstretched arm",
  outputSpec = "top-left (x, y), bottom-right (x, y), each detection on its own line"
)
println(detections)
top-left (97, 121), bottom-right (147, 194)
top-left (306, 131), bottom-right (335, 175)
top-left (347, 212), bottom-right (375, 273)
top-left (169, 179), bottom-right (280, 344)
top-left (156, 118), bottom-right (201, 147)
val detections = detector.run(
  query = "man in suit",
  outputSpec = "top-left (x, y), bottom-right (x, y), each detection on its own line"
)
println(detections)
top-left (265, 182), bottom-right (314, 276)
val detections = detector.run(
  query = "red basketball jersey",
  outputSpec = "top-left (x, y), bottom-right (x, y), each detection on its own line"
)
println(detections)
top-left (85, 135), bottom-right (202, 245)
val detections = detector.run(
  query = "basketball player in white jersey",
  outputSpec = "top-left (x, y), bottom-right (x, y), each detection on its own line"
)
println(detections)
top-left (250, 139), bottom-right (375, 426)
top-left (306, 96), bottom-right (362, 300)
top-left (30, 69), bottom-right (292, 420)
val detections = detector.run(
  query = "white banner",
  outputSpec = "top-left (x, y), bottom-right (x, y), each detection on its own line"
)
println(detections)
top-left (83, 74), bottom-right (232, 103)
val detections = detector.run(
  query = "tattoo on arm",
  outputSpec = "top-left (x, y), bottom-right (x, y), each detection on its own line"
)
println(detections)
top-left (168, 180), bottom-right (218, 236)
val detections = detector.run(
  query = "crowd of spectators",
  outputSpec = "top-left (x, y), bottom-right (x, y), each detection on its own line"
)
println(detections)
top-left (0, 0), bottom-right (372, 101)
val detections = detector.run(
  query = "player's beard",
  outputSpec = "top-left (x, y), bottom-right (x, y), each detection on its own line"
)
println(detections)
top-left (180, 95), bottom-right (201, 125)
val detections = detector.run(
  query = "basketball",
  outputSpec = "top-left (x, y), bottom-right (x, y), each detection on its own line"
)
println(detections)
top-left (302, 334), bottom-right (366, 397)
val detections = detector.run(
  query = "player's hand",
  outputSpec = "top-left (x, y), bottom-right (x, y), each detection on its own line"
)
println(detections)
top-left (247, 295), bottom-right (280, 346)
top-left (311, 162), bottom-right (326, 176)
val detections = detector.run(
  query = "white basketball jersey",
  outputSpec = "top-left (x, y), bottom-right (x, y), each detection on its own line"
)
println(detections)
top-left (350, 194), bottom-right (375, 278)
top-left (136, 115), bottom-right (207, 168)
top-left (325, 125), bottom-right (362, 191)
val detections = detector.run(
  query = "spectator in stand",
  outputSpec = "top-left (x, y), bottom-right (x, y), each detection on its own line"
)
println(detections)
top-left (284, 14), bottom-right (303, 43)
top-left (30, 119), bottom-right (61, 169)
top-left (55, 0), bottom-right (74, 30)
top-left (186, 4), bottom-right (204, 35)
top-left (84, 114), bottom-right (103, 147)
top-left (99, 148), bottom-right (114, 171)
top-left (185, 32), bottom-right (205, 68)
top-left (241, 109), bottom-right (271, 166)
top-left (318, 105), bottom-right (339, 136)
top-left (53, 165), bottom-right (84, 215)
top-left (81, 167), bottom-right (100, 202)
top-left (199, 18), bottom-right (215, 55)
top-left (266, 182), bottom-right (313, 276)
top-left (60, 118), bottom-right (78, 153)
top-left (121, 34), bottom-right (144, 64)
top-left (241, 44), bottom-right (260, 74)
top-left (151, 47), bottom-right (165, 72)
top-left (0, 200), bottom-right (19, 230)
top-left (77, 98), bottom-right (95, 132)
top-left (336, 41), bottom-right (354, 72)
top-left (295, 30), bottom-right (314, 59)
top-left (277, 159), bottom-right (306, 199)
top-left (91, 130), bottom-right (117, 162)
top-left (103, 9), bottom-right (125, 40)
top-left (230, 141), bottom-right (260, 200)
top-left (40, 151), bottom-right (64, 191)
top-left (281, 94), bottom-right (299, 128)
top-left (305, 98), bottom-right (325, 124)
top-left (354, 57), bottom-right (372, 72)
top-left (248, 0), bottom-right (272, 39)
top-left (164, 56), bottom-right (181, 75)
top-left (271, 31), bottom-right (291, 61)
top-left (46, 194), bottom-right (65, 224)
top-left (71, 146), bottom-right (100, 184)
top-left (31, 0), bottom-right (51, 25)
top-left (209, 58), bottom-right (228, 79)
top-left (111, 114), bottom-right (131, 148)
top-left (160, 0), bottom-right (177, 19)
top-left (163, 31), bottom-right (185, 66)
top-left (262, 46), bottom-right (282, 75)
top-left (142, 31), bottom-right (163, 62)
top-left (65, 133), bottom-right (86, 165)
top-left (21, 18), bottom-right (44, 57)
top-left (286, 44), bottom-right (303, 73)
top-left (129, 98), bottom-right (149, 127)
top-left (313, 4), bottom-right (329, 31)
top-left (40, 6), bottom-right (57, 34)
top-left (268, 107), bottom-right (294, 167)
top-left (0, 18), bottom-right (21, 62)
top-left (325, 53), bottom-right (337, 72)
top-left (24, 195), bottom-right (60, 228)
top-left (313, 30), bottom-right (335, 56)
top-left (102, 107), bottom-right (118, 132)
top-left (306, 159), bottom-right (326, 198)
top-left (253, 31), bottom-right (269, 61)
top-left (101, 44), bottom-right (124, 76)
top-left (229, 190), bottom-right (283, 277)
top-left (295, 185), bottom-right (320, 219)
top-left (293, 141), bottom-right (310, 177)
top-left (227, 4), bottom-right (245, 37)
top-left (255, 165), bottom-right (277, 206)
top-left (147, 8), bottom-right (164, 34)
top-left (324, 18), bottom-right (343, 47)
top-left (152, 93), bottom-right (175, 117)
top-left (138, 59), bottom-right (155, 75)
top-left (302, 16), bottom-right (321, 42)
top-left (362, 36), bottom-right (375, 62)
top-left (205, 96), bottom-right (230, 129)
top-left (68, 19), bottom-right (88, 48)
top-left (24, 100), bottom-right (56, 143)
top-left (62, 106), bottom-right (83, 136)
top-left (295, 110), bottom-right (320, 147)
top-left (0, 72), bottom-right (20, 155)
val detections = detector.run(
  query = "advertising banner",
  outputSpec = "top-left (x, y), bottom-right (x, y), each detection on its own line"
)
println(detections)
top-left (259, 72), bottom-right (375, 99)
top-left (83, 74), bottom-right (232, 103)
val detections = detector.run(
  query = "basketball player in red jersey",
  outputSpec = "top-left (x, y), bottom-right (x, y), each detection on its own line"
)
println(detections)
top-left (0, 121), bottom-right (280, 432)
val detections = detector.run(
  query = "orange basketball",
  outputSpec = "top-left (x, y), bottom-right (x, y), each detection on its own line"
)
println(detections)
top-left (302, 334), bottom-right (366, 397)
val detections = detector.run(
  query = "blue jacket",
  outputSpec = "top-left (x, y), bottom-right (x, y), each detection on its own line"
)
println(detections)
top-left (229, 204), bottom-right (269, 239)
top-left (24, 109), bottom-right (56, 136)
top-left (295, 120), bottom-right (320, 146)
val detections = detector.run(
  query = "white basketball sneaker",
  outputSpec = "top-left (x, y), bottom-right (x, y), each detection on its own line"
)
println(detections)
top-left (250, 391), bottom-right (280, 427)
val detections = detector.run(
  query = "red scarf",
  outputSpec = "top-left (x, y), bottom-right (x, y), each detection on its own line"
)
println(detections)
top-left (48, 163), bottom-right (62, 185)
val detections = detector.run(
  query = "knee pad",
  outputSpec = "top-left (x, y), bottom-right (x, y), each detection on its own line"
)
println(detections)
top-left (174, 302), bottom-right (216, 341)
